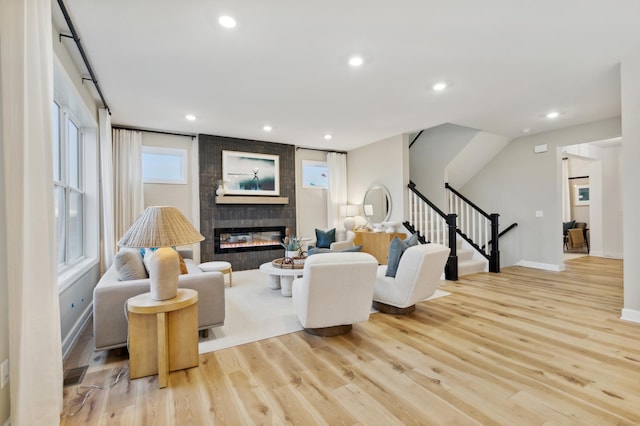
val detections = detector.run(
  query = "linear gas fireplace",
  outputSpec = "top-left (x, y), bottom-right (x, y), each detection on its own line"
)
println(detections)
top-left (214, 226), bottom-right (285, 254)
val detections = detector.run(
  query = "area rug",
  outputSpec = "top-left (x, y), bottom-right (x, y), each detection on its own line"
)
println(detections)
top-left (198, 269), bottom-right (450, 354)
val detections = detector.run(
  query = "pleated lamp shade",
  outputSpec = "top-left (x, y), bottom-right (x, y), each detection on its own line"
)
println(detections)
top-left (118, 206), bottom-right (204, 248)
top-left (118, 206), bottom-right (204, 300)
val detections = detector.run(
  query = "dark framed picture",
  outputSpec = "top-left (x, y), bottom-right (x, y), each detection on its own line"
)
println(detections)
top-left (222, 150), bottom-right (279, 196)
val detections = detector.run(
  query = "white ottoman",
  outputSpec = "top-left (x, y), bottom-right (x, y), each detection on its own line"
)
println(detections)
top-left (199, 261), bottom-right (233, 287)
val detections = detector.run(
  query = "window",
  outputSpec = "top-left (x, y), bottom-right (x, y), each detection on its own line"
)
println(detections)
top-left (142, 146), bottom-right (188, 184)
top-left (54, 102), bottom-right (85, 268)
top-left (301, 160), bottom-right (328, 189)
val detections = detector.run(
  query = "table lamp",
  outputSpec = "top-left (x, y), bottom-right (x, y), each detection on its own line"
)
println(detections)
top-left (118, 206), bottom-right (204, 300)
top-left (340, 204), bottom-right (359, 231)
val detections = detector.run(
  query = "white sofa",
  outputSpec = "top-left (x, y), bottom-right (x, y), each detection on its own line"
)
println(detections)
top-left (372, 243), bottom-right (450, 314)
top-left (291, 252), bottom-right (378, 336)
top-left (93, 249), bottom-right (225, 350)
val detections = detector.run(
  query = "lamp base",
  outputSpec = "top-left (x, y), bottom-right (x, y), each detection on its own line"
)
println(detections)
top-left (343, 217), bottom-right (356, 231)
top-left (148, 247), bottom-right (180, 300)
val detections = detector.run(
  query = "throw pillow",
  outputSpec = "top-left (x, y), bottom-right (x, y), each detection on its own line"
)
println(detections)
top-left (563, 220), bottom-right (576, 234)
top-left (405, 233), bottom-right (420, 247)
top-left (178, 252), bottom-right (188, 274)
top-left (341, 244), bottom-right (363, 252)
top-left (386, 237), bottom-right (408, 278)
top-left (315, 228), bottom-right (336, 248)
top-left (308, 247), bottom-right (332, 256)
top-left (114, 248), bottom-right (148, 281)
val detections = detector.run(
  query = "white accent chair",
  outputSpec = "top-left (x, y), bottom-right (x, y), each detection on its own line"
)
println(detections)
top-left (292, 252), bottom-right (378, 336)
top-left (372, 243), bottom-right (450, 314)
top-left (304, 229), bottom-right (356, 253)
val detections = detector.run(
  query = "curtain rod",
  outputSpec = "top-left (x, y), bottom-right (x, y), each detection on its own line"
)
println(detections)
top-left (57, 0), bottom-right (111, 114)
top-left (112, 125), bottom-right (196, 139)
top-left (295, 146), bottom-right (347, 155)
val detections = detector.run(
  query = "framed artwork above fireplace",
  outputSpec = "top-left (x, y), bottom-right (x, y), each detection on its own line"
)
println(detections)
top-left (222, 150), bottom-right (279, 196)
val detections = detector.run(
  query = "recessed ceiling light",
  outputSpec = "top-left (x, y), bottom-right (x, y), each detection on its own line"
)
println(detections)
top-left (263, 125), bottom-right (272, 132)
top-left (218, 15), bottom-right (236, 28)
top-left (522, 128), bottom-right (530, 133)
top-left (546, 111), bottom-right (559, 119)
top-left (185, 114), bottom-right (196, 121)
top-left (324, 134), bottom-right (332, 140)
top-left (348, 56), bottom-right (363, 67)
top-left (433, 82), bottom-right (447, 91)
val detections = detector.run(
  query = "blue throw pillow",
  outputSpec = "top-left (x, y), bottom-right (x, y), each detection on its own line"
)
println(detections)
top-left (341, 245), bottom-right (363, 252)
top-left (563, 220), bottom-right (576, 234)
top-left (308, 247), bottom-right (332, 256)
top-left (386, 237), bottom-right (408, 278)
top-left (405, 233), bottom-right (420, 247)
top-left (315, 228), bottom-right (336, 249)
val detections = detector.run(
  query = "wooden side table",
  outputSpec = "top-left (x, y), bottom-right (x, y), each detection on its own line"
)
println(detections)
top-left (127, 288), bottom-right (199, 388)
top-left (354, 230), bottom-right (407, 264)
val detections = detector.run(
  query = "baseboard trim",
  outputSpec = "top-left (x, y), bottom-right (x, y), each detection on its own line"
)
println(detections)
top-left (515, 260), bottom-right (563, 272)
top-left (621, 308), bottom-right (640, 324)
top-left (61, 303), bottom-right (93, 359)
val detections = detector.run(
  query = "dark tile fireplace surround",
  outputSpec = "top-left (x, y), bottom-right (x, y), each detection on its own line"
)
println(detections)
top-left (199, 134), bottom-right (296, 271)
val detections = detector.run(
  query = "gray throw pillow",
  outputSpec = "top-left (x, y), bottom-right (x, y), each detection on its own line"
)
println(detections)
top-left (341, 244), bottom-right (363, 252)
top-left (386, 237), bottom-right (408, 278)
top-left (405, 233), bottom-right (420, 247)
top-left (308, 247), bottom-right (332, 256)
top-left (315, 228), bottom-right (336, 248)
top-left (114, 248), bottom-right (148, 281)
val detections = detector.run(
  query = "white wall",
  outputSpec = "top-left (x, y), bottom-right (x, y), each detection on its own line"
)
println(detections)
top-left (0, 58), bottom-right (10, 426)
top-left (410, 123), bottom-right (478, 206)
top-left (621, 57), bottom-right (640, 320)
top-left (295, 149), bottom-right (328, 239)
top-left (460, 117), bottom-right (621, 269)
top-left (142, 132), bottom-right (196, 219)
top-left (348, 134), bottom-right (409, 226)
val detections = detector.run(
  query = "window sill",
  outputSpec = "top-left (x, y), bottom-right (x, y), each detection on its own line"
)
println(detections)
top-left (58, 257), bottom-right (100, 294)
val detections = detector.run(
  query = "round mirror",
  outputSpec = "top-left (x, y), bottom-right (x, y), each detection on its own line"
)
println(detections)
top-left (362, 185), bottom-right (391, 224)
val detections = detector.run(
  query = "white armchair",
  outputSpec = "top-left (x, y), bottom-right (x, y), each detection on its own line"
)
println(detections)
top-left (292, 252), bottom-right (378, 336)
top-left (372, 243), bottom-right (450, 314)
top-left (303, 229), bottom-right (356, 252)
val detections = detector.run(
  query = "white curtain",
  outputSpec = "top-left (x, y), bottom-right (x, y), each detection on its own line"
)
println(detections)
top-left (99, 109), bottom-right (115, 269)
top-left (562, 158), bottom-right (571, 222)
top-left (0, 0), bottom-right (64, 423)
top-left (326, 152), bottom-right (348, 231)
top-left (112, 128), bottom-right (145, 242)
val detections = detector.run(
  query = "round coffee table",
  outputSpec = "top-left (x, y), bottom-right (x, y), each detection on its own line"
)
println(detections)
top-left (259, 262), bottom-right (304, 297)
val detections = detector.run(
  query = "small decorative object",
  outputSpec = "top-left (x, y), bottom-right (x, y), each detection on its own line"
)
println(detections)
top-left (340, 204), bottom-right (359, 231)
top-left (382, 221), bottom-right (400, 233)
top-left (118, 206), bottom-right (204, 300)
top-left (281, 227), bottom-right (304, 258)
top-left (216, 180), bottom-right (226, 196)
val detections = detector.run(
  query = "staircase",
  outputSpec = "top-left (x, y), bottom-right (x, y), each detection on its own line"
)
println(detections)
top-left (456, 236), bottom-right (487, 276)
top-left (405, 181), bottom-right (501, 280)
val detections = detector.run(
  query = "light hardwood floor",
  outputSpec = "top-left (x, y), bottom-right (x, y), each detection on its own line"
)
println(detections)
top-left (61, 256), bottom-right (640, 425)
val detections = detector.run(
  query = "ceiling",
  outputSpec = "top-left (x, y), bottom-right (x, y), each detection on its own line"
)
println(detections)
top-left (57, 0), bottom-right (639, 151)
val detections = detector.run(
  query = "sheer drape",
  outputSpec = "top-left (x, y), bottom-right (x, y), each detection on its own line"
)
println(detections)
top-left (562, 158), bottom-right (571, 222)
top-left (99, 109), bottom-right (115, 269)
top-left (326, 152), bottom-right (348, 231)
top-left (0, 0), bottom-right (64, 423)
top-left (112, 128), bottom-right (145, 241)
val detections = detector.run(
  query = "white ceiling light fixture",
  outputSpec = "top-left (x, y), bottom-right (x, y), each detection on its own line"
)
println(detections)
top-left (324, 134), bottom-right (332, 140)
top-left (522, 128), bottom-right (531, 133)
top-left (348, 56), bottom-right (363, 67)
top-left (432, 82), bottom-right (447, 91)
top-left (185, 114), bottom-right (196, 121)
top-left (263, 125), bottom-right (272, 132)
top-left (218, 15), bottom-right (236, 28)
top-left (546, 111), bottom-right (560, 119)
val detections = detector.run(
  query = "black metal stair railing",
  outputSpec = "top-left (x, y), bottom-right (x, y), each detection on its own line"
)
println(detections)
top-left (405, 181), bottom-right (459, 280)
top-left (445, 183), bottom-right (500, 273)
